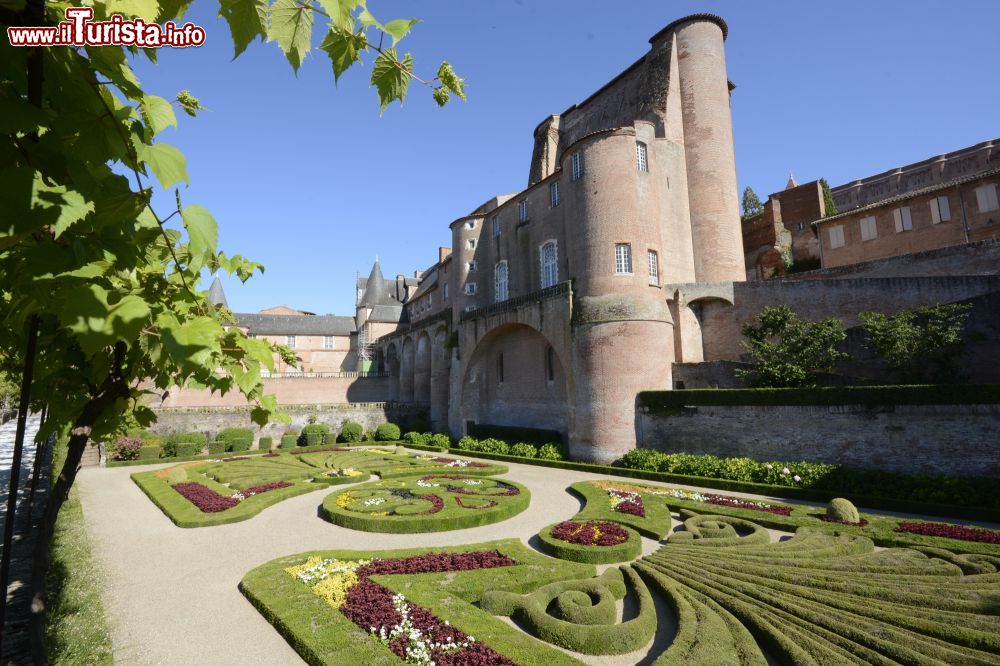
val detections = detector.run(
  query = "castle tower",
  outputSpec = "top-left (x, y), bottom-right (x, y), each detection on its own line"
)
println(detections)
top-left (206, 275), bottom-right (228, 308)
top-left (666, 14), bottom-right (745, 282)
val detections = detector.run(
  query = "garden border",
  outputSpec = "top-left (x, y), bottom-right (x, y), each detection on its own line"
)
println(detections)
top-left (537, 522), bottom-right (642, 564)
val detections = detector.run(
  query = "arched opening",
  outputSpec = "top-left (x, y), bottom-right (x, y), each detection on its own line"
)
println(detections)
top-left (414, 332), bottom-right (431, 405)
top-left (385, 343), bottom-right (400, 402)
top-left (399, 337), bottom-right (415, 403)
top-left (460, 323), bottom-right (568, 438)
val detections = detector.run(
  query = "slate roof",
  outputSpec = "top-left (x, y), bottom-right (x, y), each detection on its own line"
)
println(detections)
top-left (812, 167), bottom-right (1000, 227)
top-left (359, 260), bottom-right (398, 307)
top-left (368, 304), bottom-right (404, 323)
top-left (206, 276), bottom-right (228, 308)
top-left (233, 313), bottom-right (356, 336)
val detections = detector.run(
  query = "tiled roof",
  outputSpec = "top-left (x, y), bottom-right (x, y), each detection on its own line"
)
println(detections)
top-left (812, 167), bottom-right (1000, 227)
top-left (233, 313), bottom-right (356, 336)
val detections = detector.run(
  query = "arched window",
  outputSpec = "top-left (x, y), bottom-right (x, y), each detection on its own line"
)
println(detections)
top-left (494, 261), bottom-right (509, 302)
top-left (540, 241), bottom-right (558, 288)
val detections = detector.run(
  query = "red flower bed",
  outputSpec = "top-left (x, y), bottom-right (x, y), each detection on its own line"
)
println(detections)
top-left (551, 520), bottom-right (629, 547)
top-left (262, 452), bottom-right (280, 458)
top-left (221, 456), bottom-right (250, 462)
top-left (455, 496), bottom-right (498, 510)
top-left (896, 521), bottom-right (1000, 544)
top-left (420, 475), bottom-right (520, 497)
top-left (417, 494), bottom-right (444, 515)
top-left (338, 551), bottom-right (517, 665)
top-left (172, 483), bottom-right (239, 512)
top-left (817, 514), bottom-right (869, 527)
top-left (429, 457), bottom-right (489, 468)
top-left (244, 481), bottom-right (293, 495)
top-left (615, 500), bottom-right (645, 517)
top-left (704, 494), bottom-right (794, 516)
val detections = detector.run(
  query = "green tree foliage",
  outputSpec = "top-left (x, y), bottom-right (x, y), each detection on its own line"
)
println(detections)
top-left (736, 306), bottom-right (848, 388)
top-left (819, 178), bottom-right (838, 216)
top-left (1, 0), bottom-right (461, 655)
top-left (740, 186), bottom-right (764, 220)
top-left (859, 304), bottom-right (972, 383)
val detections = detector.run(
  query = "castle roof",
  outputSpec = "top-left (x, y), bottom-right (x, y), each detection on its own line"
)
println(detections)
top-left (206, 275), bottom-right (228, 308)
top-left (233, 312), bottom-right (355, 336)
top-left (786, 172), bottom-right (799, 189)
top-left (359, 260), bottom-right (397, 307)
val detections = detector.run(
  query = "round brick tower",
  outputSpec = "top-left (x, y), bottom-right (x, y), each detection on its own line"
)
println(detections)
top-left (668, 14), bottom-right (745, 283)
top-left (564, 128), bottom-right (675, 462)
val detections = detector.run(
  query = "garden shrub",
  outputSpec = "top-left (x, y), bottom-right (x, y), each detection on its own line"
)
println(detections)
top-left (827, 497), bottom-right (860, 524)
top-left (258, 436), bottom-right (273, 450)
top-left (537, 443), bottom-right (564, 461)
top-left (457, 435), bottom-right (477, 450)
top-left (280, 433), bottom-right (297, 449)
top-left (478, 438), bottom-right (509, 455)
top-left (510, 443), bottom-right (538, 458)
top-left (300, 423), bottom-right (331, 446)
top-left (616, 448), bottom-right (661, 471)
top-left (467, 423), bottom-right (562, 445)
top-left (110, 436), bottom-right (143, 461)
top-left (403, 431), bottom-right (428, 446)
top-left (374, 423), bottom-right (401, 441)
top-left (216, 427), bottom-right (254, 443)
top-left (162, 432), bottom-right (207, 457)
top-left (207, 440), bottom-right (227, 455)
top-left (174, 442), bottom-right (198, 458)
top-left (167, 467), bottom-right (187, 484)
top-left (138, 445), bottom-right (161, 461)
top-left (339, 420), bottom-right (364, 443)
top-left (361, 429), bottom-right (375, 442)
top-left (228, 437), bottom-right (252, 453)
top-left (429, 433), bottom-right (451, 448)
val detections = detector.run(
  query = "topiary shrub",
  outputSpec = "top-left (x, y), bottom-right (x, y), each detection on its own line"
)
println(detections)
top-left (616, 448), bottom-right (664, 471)
top-left (510, 443), bottom-right (538, 458)
top-left (429, 433), bottom-right (451, 449)
top-left (537, 443), bottom-right (564, 461)
top-left (403, 431), bottom-right (428, 446)
top-left (163, 432), bottom-right (207, 457)
top-left (174, 442), bottom-right (198, 457)
top-left (208, 440), bottom-right (227, 455)
top-left (229, 437), bottom-right (252, 453)
top-left (259, 436), bottom-right (273, 450)
top-left (299, 423), bottom-right (331, 446)
top-left (374, 423), bottom-right (401, 441)
top-left (827, 497), bottom-right (860, 524)
top-left (280, 433), bottom-right (298, 449)
top-left (339, 420), bottom-right (364, 443)
top-left (138, 445), bottom-right (161, 461)
top-left (457, 435), bottom-right (479, 451)
top-left (110, 436), bottom-right (143, 461)
top-left (478, 438), bottom-right (509, 455)
top-left (216, 427), bottom-right (254, 443)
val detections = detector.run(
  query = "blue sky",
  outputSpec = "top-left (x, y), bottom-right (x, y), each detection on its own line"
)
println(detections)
top-left (135, 0), bottom-right (1000, 315)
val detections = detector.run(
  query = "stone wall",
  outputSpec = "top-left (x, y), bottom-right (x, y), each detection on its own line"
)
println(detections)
top-left (156, 375), bottom-right (391, 408)
top-left (638, 403), bottom-right (1000, 477)
top-left (146, 403), bottom-right (428, 442)
top-left (789, 237), bottom-right (1000, 280)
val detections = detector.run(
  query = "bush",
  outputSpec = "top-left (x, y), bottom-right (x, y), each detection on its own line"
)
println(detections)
top-left (110, 436), bottom-right (143, 461)
top-left (374, 423), bottom-right (401, 441)
top-left (228, 437), bottom-right (252, 453)
top-left (510, 443), bottom-right (538, 458)
top-left (827, 498), bottom-right (860, 524)
top-left (138, 445), bottom-right (161, 461)
top-left (537, 443), bottom-right (563, 461)
top-left (860, 304), bottom-right (972, 383)
top-left (299, 423), bottom-right (331, 444)
top-left (259, 436), bottom-right (273, 450)
top-left (429, 433), bottom-right (451, 449)
top-left (339, 420), bottom-right (364, 443)
top-left (208, 440), bottom-right (227, 455)
top-left (457, 435), bottom-right (477, 451)
top-left (467, 424), bottom-right (563, 446)
top-left (174, 442), bottom-right (197, 457)
top-left (216, 427), bottom-right (254, 443)
top-left (403, 431), bottom-right (427, 446)
top-left (162, 432), bottom-right (207, 457)
top-left (616, 449), bottom-right (662, 471)
top-left (280, 434), bottom-right (297, 449)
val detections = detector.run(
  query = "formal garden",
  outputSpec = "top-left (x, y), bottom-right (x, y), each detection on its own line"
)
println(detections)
top-left (86, 423), bottom-right (999, 665)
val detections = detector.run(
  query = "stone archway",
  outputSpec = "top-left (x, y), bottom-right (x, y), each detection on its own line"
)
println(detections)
top-left (399, 337), bottom-right (415, 403)
top-left (459, 323), bottom-right (568, 438)
top-left (414, 332), bottom-right (431, 405)
top-left (385, 342), bottom-right (400, 402)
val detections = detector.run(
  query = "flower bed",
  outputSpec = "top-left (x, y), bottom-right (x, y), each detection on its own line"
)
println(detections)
top-left (538, 520), bottom-right (641, 564)
top-left (895, 521), bottom-right (1000, 544)
top-left (551, 520), bottom-right (628, 546)
top-left (322, 475), bottom-right (530, 533)
top-left (171, 482), bottom-right (239, 513)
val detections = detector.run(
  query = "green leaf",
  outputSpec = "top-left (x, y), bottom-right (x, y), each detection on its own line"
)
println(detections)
top-left (437, 61), bottom-right (465, 101)
top-left (432, 87), bottom-right (449, 107)
top-left (370, 48), bottom-right (412, 112)
top-left (237, 336), bottom-right (276, 371)
top-left (31, 175), bottom-right (95, 238)
top-left (319, 26), bottom-right (366, 82)
top-left (176, 90), bottom-right (204, 117)
top-left (59, 285), bottom-right (151, 355)
top-left (137, 142), bottom-right (189, 190)
top-left (218, 0), bottom-right (268, 59)
top-left (180, 204), bottom-right (218, 273)
top-left (315, 0), bottom-right (359, 32)
top-left (382, 18), bottom-right (418, 45)
top-left (268, 0), bottom-right (314, 71)
top-left (157, 313), bottom-right (223, 371)
top-left (107, 0), bottom-right (159, 22)
top-left (139, 95), bottom-right (177, 136)
top-left (356, 7), bottom-right (380, 29)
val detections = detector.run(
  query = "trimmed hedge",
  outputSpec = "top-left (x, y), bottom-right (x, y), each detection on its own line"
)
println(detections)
top-left (339, 420), bottom-right (364, 443)
top-left (208, 440), bottom-right (227, 455)
top-left (374, 423), bottom-right (400, 441)
top-left (259, 436), bottom-right (273, 450)
top-left (537, 522), bottom-right (642, 564)
top-left (162, 432), bottom-right (207, 457)
top-left (228, 437), bottom-right (252, 453)
top-left (467, 423), bottom-right (563, 446)
top-left (640, 384), bottom-right (1000, 411)
top-left (280, 434), bottom-right (297, 449)
top-left (215, 427), bottom-right (254, 442)
top-left (137, 445), bottom-right (160, 461)
top-left (174, 442), bottom-right (198, 458)
top-left (321, 476), bottom-right (530, 533)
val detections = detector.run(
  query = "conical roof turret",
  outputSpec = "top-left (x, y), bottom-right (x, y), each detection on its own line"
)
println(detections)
top-left (360, 259), bottom-right (393, 307)
top-left (207, 275), bottom-right (228, 308)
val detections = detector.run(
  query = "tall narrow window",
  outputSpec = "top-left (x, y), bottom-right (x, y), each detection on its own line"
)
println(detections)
top-left (859, 216), bottom-right (878, 241)
top-left (492, 214), bottom-right (501, 237)
top-left (518, 199), bottom-right (529, 223)
top-left (494, 261), bottom-right (509, 302)
top-left (893, 206), bottom-right (913, 232)
top-left (497, 353), bottom-right (504, 383)
top-left (930, 196), bottom-right (951, 224)
top-left (975, 184), bottom-right (999, 212)
top-left (444, 283), bottom-right (449, 300)
top-left (467, 238), bottom-right (477, 249)
top-left (540, 241), bottom-right (558, 288)
top-left (464, 283), bottom-right (477, 295)
top-left (549, 181), bottom-right (560, 207)
top-left (287, 335), bottom-right (296, 348)
top-left (647, 250), bottom-right (659, 285)
top-left (571, 152), bottom-right (583, 181)
top-left (546, 346), bottom-right (555, 382)
top-left (323, 335), bottom-right (333, 349)
top-left (615, 244), bottom-right (632, 274)
top-left (636, 142), bottom-right (648, 172)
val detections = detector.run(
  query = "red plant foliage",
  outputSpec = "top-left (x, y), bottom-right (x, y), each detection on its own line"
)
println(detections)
top-left (221, 456), bottom-right (250, 462)
top-left (896, 521), bottom-right (1000, 544)
top-left (244, 481), bottom-right (293, 495)
top-left (551, 520), bottom-right (629, 547)
top-left (417, 494), bottom-right (444, 515)
top-left (171, 483), bottom-right (239, 512)
top-left (289, 447), bottom-right (350, 454)
top-left (704, 494), bottom-right (794, 516)
top-left (455, 496), bottom-right (498, 510)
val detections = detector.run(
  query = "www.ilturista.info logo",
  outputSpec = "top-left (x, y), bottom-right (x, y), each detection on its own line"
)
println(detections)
top-left (7, 7), bottom-right (205, 47)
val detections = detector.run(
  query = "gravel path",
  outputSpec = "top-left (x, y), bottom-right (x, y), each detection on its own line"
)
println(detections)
top-left (75, 453), bottom-right (990, 665)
